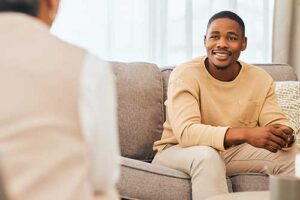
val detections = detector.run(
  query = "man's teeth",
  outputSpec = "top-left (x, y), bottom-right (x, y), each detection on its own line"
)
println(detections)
top-left (215, 53), bottom-right (229, 57)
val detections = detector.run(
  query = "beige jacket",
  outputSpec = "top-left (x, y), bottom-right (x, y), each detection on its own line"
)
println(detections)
top-left (0, 13), bottom-right (119, 200)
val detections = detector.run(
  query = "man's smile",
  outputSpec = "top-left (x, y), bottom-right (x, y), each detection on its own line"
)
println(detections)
top-left (212, 50), bottom-right (232, 60)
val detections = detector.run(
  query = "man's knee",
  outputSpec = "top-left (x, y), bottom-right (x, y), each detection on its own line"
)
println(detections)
top-left (186, 146), bottom-right (225, 177)
top-left (189, 146), bottom-right (223, 166)
top-left (275, 146), bottom-right (298, 175)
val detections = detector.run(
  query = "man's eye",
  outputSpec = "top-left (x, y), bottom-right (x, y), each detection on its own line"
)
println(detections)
top-left (210, 35), bottom-right (218, 39)
top-left (228, 36), bottom-right (237, 41)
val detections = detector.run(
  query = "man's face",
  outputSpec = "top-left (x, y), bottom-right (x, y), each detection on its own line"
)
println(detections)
top-left (204, 18), bottom-right (247, 70)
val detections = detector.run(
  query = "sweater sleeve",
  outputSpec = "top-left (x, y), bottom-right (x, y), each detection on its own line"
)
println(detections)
top-left (79, 54), bottom-right (120, 192)
top-left (167, 76), bottom-right (228, 151)
top-left (258, 81), bottom-right (292, 129)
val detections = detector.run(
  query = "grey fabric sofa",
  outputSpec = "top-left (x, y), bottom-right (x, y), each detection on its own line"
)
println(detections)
top-left (112, 62), bottom-right (298, 200)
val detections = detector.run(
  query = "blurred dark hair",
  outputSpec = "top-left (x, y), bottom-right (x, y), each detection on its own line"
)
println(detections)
top-left (207, 11), bottom-right (245, 37)
top-left (0, 0), bottom-right (40, 16)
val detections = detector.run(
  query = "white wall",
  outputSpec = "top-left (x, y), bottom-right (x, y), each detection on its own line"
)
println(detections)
top-left (52, 0), bottom-right (274, 66)
top-left (290, 0), bottom-right (300, 78)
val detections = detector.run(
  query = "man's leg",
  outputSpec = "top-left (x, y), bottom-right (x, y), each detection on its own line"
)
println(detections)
top-left (152, 145), bottom-right (228, 199)
top-left (221, 143), bottom-right (298, 176)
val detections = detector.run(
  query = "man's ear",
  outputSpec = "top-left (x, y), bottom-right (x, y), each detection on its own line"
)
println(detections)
top-left (46, 0), bottom-right (60, 22)
top-left (241, 36), bottom-right (247, 51)
top-left (204, 35), bottom-right (207, 46)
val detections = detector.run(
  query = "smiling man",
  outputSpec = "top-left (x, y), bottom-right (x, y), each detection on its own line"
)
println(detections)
top-left (152, 11), bottom-right (297, 199)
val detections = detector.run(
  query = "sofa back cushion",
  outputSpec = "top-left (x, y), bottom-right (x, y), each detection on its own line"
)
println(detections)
top-left (161, 64), bottom-right (298, 122)
top-left (112, 62), bottom-right (163, 162)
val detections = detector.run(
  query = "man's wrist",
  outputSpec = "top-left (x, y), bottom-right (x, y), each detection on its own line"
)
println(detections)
top-left (224, 127), bottom-right (248, 148)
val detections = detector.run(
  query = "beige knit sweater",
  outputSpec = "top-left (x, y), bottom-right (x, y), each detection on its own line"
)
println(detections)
top-left (154, 56), bottom-right (291, 152)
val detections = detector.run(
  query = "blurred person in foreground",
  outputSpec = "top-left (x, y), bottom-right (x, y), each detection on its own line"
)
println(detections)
top-left (152, 11), bottom-right (297, 199)
top-left (0, 0), bottom-right (120, 199)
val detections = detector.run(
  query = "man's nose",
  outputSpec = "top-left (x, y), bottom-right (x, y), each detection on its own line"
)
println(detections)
top-left (216, 38), bottom-right (228, 48)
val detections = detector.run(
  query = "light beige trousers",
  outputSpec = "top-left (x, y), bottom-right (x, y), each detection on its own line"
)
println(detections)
top-left (152, 143), bottom-right (298, 200)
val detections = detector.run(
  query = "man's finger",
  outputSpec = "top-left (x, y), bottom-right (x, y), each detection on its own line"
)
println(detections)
top-left (272, 124), bottom-right (293, 135)
top-left (269, 134), bottom-right (286, 148)
top-left (269, 126), bottom-right (289, 142)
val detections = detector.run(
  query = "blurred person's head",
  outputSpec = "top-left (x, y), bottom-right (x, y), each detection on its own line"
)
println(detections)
top-left (0, 0), bottom-right (59, 26)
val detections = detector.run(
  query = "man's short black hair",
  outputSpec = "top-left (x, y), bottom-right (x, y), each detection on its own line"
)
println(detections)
top-left (0, 0), bottom-right (40, 16)
top-left (207, 11), bottom-right (245, 37)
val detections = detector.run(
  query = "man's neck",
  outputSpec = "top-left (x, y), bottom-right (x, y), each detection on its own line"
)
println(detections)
top-left (204, 58), bottom-right (241, 82)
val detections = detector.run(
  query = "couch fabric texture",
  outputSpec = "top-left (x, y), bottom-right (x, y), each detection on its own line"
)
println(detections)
top-left (112, 62), bottom-right (298, 200)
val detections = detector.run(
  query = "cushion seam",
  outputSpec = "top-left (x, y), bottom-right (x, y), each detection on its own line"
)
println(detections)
top-left (121, 163), bottom-right (190, 180)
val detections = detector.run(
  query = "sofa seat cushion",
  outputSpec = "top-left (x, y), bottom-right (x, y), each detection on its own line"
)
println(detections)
top-left (118, 157), bottom-right (236, 200)
top-left (118, 157), bottom-right (191, 200)
top-left (118, 157), bottom-right (269, 199)
top-left (229, 173), bottom-right (269, 192)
